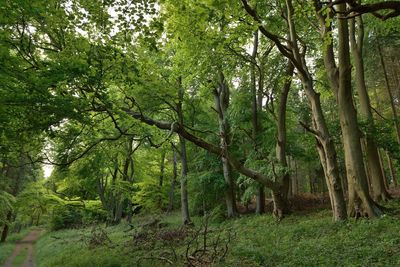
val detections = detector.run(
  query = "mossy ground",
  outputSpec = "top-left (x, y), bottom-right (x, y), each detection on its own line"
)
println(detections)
top-left (35, 199), bottom-right (400, 267)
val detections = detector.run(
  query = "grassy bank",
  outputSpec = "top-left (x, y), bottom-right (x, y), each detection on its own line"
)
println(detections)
top-left (35, 200), bottom-right (400, 267)
top-left (0, 228), bottom-right (32, 264)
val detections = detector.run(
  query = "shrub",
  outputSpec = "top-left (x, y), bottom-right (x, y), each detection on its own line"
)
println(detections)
top-left (50, 200), bottom-right (107, 230)
top-left (50, 203), bottom-right (83, 230)
top-left (82, 200), bottom-right (108, 224)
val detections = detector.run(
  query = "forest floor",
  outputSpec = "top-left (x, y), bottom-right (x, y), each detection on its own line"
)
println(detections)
top-left (33, 196), bottom-right (400, 267)
top-left (2, 230), bottom-right (42, 267)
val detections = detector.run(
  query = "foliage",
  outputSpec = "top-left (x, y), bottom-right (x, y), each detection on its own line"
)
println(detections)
top-left (49, 200), bottom-right (107, 231)
top-left (0, 192), bottom-right (15, 225)
top-left (131, 181), bottom-right (168, 212)
top-left (189, 151), bottom-right (227, 216)
top-left (15, 182), bottom-right (63, 226)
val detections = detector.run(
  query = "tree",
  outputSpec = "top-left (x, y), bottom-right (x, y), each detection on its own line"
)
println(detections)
top-left (349, 14), bottom-right (390, 201)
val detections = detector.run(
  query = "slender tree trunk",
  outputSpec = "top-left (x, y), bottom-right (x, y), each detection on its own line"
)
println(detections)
top-left (250, 31), bottom-right (265, 215)
top-left (292, 159), bottom-right (298, 196)
top-left (386, 151), bottom-right (398, 188)
top-left (337, 3), bottom-right (382, 217)
top-left (177, 78), bottom-right (191, 225)
top-left (0, 211), bottom-right (12, 243)
top-left (378, 41), bottom-right (400, 144)
top-left (159, 150), bottom-right (166, 187)
top-left (286, 0), bottom-right (347, 220)
top-left (275, 60), bottom-right (294, 212)
top-left (158, 150), bottom-right (166, 209)
top-left (97, 175), bottom-right (113, 219)
top-left (167, 144), bottom-right (178, 212)
top-left (109, 160), bottom-right (123, 224)
top-left (121, 138), bottom-right (135, 223)
top-left (179, 136), bottom-right (191, 225)
top-left (255, 187), bottom-right (265, 214)
top-left (214, 72), bottom-right (237, 218)
top-left (349, 17), bottom-right (390, 201)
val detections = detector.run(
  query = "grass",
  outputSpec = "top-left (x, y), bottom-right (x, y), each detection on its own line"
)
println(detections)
top-left (35, 200), bottom-right (400, 267)
top-left (0, 228), bottom-right (32, 264)
top-left (12, 245), bottom-right (29, 267)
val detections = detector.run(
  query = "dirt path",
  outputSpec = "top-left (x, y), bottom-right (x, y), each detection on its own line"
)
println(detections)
top-left (2, 230), bottom-right (42, 267)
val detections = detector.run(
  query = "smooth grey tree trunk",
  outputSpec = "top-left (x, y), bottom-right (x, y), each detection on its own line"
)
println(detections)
top-left (349, 17), bottom-right (390, 201)
top-left (337, 3), bottom-right (382, 218)
top-left (179, 136), bottom-right (191, 224)
top-left (386, 151), bottom-right (398, 187)
top-left (158, 150), bottom-right (166, 209)
top-left (250, 31), bottom-right (265, 215)
top-left (214, 72), bottom-right (237, 218)
top-left (177, 78), bottom-right (191, 225)
top-left (286, 0), bottom-right (348, 220)
top-left (275, 60), bottom-right (294, 212)
top-left (377, 41), bottom-right (400, 145)
top-left (167, 144), bottom-right (177, 212)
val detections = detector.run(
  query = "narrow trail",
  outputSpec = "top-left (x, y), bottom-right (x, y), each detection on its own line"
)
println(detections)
top-left (2, 230), bottom-right (42, 267)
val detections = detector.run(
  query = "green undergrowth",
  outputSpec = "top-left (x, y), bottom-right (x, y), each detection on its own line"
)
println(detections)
top-left (35, 200), bottom-right (400, 267)
top-left (0, 228), bottom-right (32, 264)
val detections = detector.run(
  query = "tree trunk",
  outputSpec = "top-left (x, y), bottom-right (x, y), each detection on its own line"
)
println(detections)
top-left (292, 159), bottom-right (298, 196)
top-left (255, 186), bottom-right (265, 214)
top-left (159, 150), bottom-right (166, 187)
top-left (285, 0), bottom-right (347, 220)
top-left (272, 190), bottom-right (286, 220)
top-left (337, 3), bottom-right (382, 217)
top-left (179, 136), bottom-right (191, 225)
top-left (214, 72), bottom-right (237, 218)
top-left (386, 151), bottom-right (398, 187)
top-left (177, 78), bottom-right (192, 225)
top-left (167, 144), bottom-right (178, 212)
top-left (0, 211), bottom-right (12, 243)
top-left (378, 41), bottom-right (400, 145)
top-left (349, 17), bottom-right (390, 201)
top-left (158, 150), bottom-right (166, 209)
top-left (275, 60), bottom-right (294, 211)
top-left (250, 31), bottom-right (265, 215)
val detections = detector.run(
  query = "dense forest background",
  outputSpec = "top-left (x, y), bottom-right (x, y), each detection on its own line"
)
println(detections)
top-left (1, 0), bottom-right (400, 266)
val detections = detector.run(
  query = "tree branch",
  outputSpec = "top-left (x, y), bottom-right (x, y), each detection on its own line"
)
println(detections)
top-left (124, 108), bottom-right (276, 189)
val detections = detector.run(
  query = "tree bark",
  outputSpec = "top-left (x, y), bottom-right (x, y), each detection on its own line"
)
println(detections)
top-left (214, 72), bottom-right (237, 218)
top-left (349, 16), bottom-right (390, 201)
top-left (126, 141), bottom-right (135, 224)
top-left (377, 41), bottom-right (400, 145)
top-left (239, 0), bottom-right (347, 220)
top-left (337, 3), bottom-right (382, 217)
top-left (386, 151), bottom-right (398, 187)
top-left (292, 159), bottom-right (298, 196)
top-left (158, 150), bottom-right (166, 209)
top-left (285, 0), bottom-right (348, 220)
top-left (275, 60), bottom-right (294, 213)
top-left (159, 150), bottom-right (166, 187)
top-left (177, 78), bottom-right (192, 225)
top-left (0, 211), bottom-right (12, 243)
top-left (250, 31), bottom-right (265, 215)
top-left (178, 136), bottom-right (191, 224)
top-left (167, 144), bottom-right (178, 212)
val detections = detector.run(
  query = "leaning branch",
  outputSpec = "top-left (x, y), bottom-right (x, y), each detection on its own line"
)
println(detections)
top-left (326, 0), bottom-right (400, 20)
top-left (124, 109), bottom-right (276, 189)
top-left (240, 0), bottom-right (309, 79)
